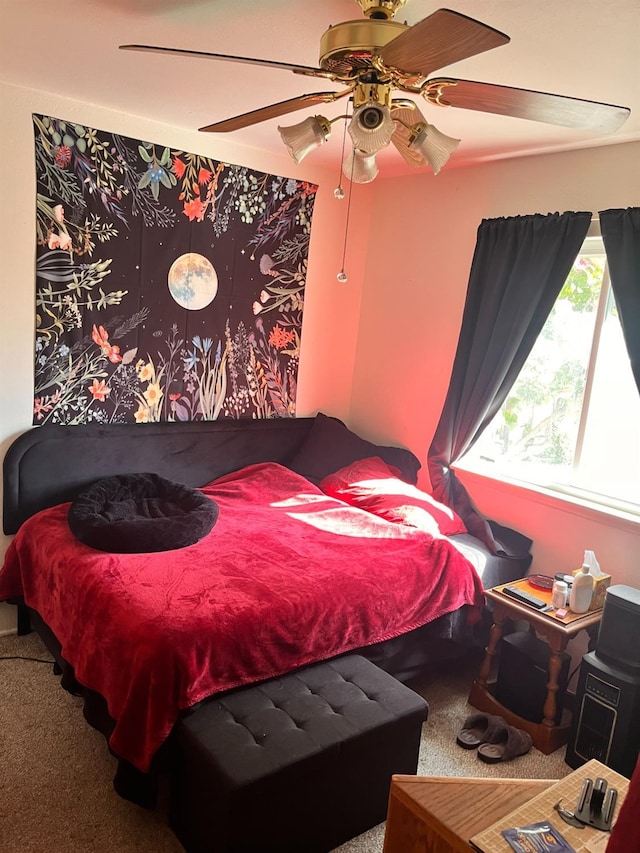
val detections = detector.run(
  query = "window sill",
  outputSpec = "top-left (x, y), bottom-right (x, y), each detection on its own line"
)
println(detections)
top-left (453, 462), bottom-right (640, 535)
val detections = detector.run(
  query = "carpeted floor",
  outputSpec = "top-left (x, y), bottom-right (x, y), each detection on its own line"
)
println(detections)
top-left (0, 632), bottom-right (571, 852)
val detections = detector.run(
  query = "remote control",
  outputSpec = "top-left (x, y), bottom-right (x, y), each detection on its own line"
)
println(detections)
top-left (502, 585), bottom-right (548, 609)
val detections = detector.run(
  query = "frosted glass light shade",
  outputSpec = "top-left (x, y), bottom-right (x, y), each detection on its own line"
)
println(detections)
top-left (410, 123), bottom-right (461, 175)
top-left (278, 116), bottom-right (330, 164)
top-left (342, 149), bottom-right (378, 184)
top-left (348, 102), bottom-right (395, 154)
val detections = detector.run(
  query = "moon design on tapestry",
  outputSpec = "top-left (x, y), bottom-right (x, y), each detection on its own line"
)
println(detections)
top-left (168, 253), bottom-right (218, 310)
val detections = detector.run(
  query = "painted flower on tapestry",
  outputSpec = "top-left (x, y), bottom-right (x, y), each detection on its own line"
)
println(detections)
top-left (144, 382), bottom-right (163, 406)
top-left (198, 167), bottom-right (212, 185)
top-left (183, 349), bottom-right (197, 372)
top-left (54, 145), bottom-right (72, 168)
top-left (33, 389), bottom-right (61, 421)
top-left (136, 360), bottom-right (154, 382)
top-left (92, 324), bottom-right (122, 364)
top-left (194, 335), bottom-right (213, 355)
top-left (260, 255), bottom-right (278, 277)
top-left (89, 379), bottom-right (110, 402)
top-left (183, 198), bottom-right (205, 222)
top-left (134, 405), bottom-right (149, 423)
top-left (47, 231), bottom-right (72, 251)
top-left (133, 354), bottom-right (166, 422)
top-left (269, 325), bottom-right (295, 350)
top-left (173, 156), bottom-right (186, 179)
top-left (33, 397), bottom-right (49, 421)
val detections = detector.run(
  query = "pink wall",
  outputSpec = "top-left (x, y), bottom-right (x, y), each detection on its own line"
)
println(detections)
top-left (349, 141), bottom-right (640, 590)
top-left (297, 180), bottom-right (374, 418)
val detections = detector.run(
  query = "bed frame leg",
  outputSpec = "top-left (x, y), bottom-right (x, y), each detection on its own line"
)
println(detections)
top-left (16, 603), bottom-right (32, 635)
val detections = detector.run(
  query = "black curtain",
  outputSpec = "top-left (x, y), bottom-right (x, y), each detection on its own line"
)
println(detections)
top-left (428, 211), bottom-right (591, 553)
top-left (600, 207), bottom-right (640, 393)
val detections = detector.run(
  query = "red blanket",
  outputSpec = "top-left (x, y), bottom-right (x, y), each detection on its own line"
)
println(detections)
top-left (0, 463), bottom-right (484, 771)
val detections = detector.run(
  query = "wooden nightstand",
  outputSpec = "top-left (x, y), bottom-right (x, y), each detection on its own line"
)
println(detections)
top-left (468, 579), bottom-right (602, 754)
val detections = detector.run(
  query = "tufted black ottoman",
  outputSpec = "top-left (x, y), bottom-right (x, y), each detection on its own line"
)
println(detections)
top-left (169, 654), bottom-right (428, 853)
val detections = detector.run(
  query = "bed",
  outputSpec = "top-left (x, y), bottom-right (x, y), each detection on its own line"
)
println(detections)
top-left (0, 413), bottom-right (532, 806)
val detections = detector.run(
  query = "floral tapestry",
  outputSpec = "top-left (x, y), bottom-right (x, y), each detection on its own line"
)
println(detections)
top-left (32, 114), bottom-right (317, 424)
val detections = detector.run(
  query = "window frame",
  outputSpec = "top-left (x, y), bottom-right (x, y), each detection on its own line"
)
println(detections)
top-left (456, 219), bottom-right (640, 521)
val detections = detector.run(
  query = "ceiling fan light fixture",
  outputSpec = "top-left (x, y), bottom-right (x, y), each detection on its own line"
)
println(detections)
top-left (348, 101), bottom-right (395, 154)
top-left (343, 149), bottom-right (379, 183)
top-left (278, 115), bottom-right (332, 164)
top-left (409, 122), bottom-right (461, 175)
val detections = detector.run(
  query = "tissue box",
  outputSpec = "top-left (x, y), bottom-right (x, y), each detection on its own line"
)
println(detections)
top-left (572, 568), bottom-right (611, 611)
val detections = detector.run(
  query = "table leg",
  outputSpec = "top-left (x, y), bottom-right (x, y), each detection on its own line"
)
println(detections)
top-left (477, 605), bottom-right (506, 688)
top-left (542, 634), bottom-right (569, 729)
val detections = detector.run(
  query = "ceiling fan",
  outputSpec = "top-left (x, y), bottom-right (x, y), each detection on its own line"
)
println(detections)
top-left (120, 0), bottom-right (630, 183)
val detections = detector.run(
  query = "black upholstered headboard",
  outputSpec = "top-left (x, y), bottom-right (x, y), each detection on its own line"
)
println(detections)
top-left (3, 419), bottom-right (314, 534)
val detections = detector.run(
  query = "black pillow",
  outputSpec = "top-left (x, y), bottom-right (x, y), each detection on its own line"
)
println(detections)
top-left (287, 413), bottom-right (421, 485)
top-left (67, 473), bottom-right (218, 553)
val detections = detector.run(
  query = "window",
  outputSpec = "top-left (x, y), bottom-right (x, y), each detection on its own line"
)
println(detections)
top-left (460, 223), bottom-right (640, 515)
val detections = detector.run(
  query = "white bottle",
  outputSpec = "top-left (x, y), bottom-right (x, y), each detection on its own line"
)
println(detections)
top-left (552, 580), bottom-right (568, 609)
top-left (569, 563), bottom-right (594, 614)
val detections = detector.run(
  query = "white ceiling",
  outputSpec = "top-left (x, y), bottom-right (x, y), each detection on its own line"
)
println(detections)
top-left (3, 0), bottom-right (639, 178)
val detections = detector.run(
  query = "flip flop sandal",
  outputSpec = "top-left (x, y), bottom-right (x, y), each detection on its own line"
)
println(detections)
top-left (456, 713), bottom-right (505, 749)
top-left (477, 724), bottom-right (533, 763)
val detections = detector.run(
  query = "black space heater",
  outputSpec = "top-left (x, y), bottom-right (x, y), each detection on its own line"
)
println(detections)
top-left (565, 585), bottom-right (640, 777)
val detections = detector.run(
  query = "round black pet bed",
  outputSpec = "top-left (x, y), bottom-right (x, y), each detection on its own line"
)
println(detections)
top-left (67, 473), bottom-right (218, 553)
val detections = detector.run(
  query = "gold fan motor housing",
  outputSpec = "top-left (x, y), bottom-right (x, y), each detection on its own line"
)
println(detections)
top-left (355, 0), bottom-right (408, 18)
top-left (319, 19), bottom-right (407, 77)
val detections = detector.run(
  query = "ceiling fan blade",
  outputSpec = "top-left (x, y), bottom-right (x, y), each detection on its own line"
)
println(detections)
top-left (119, 44), bottom-right (333, 79)
top-left (199, 90), bottom-right (353, 132)
top-left (424, 78), bottom-right (631, 133)
top-left (390, 105), bottom-right (427, 168)
top-left (379, 9), bottom-right (509, 79)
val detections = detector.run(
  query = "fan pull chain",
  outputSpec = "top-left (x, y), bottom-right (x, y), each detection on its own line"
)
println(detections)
top-left (334, 110), bottom-right (349, 201)
top-left (337, 148), bottom-right (356, 283)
